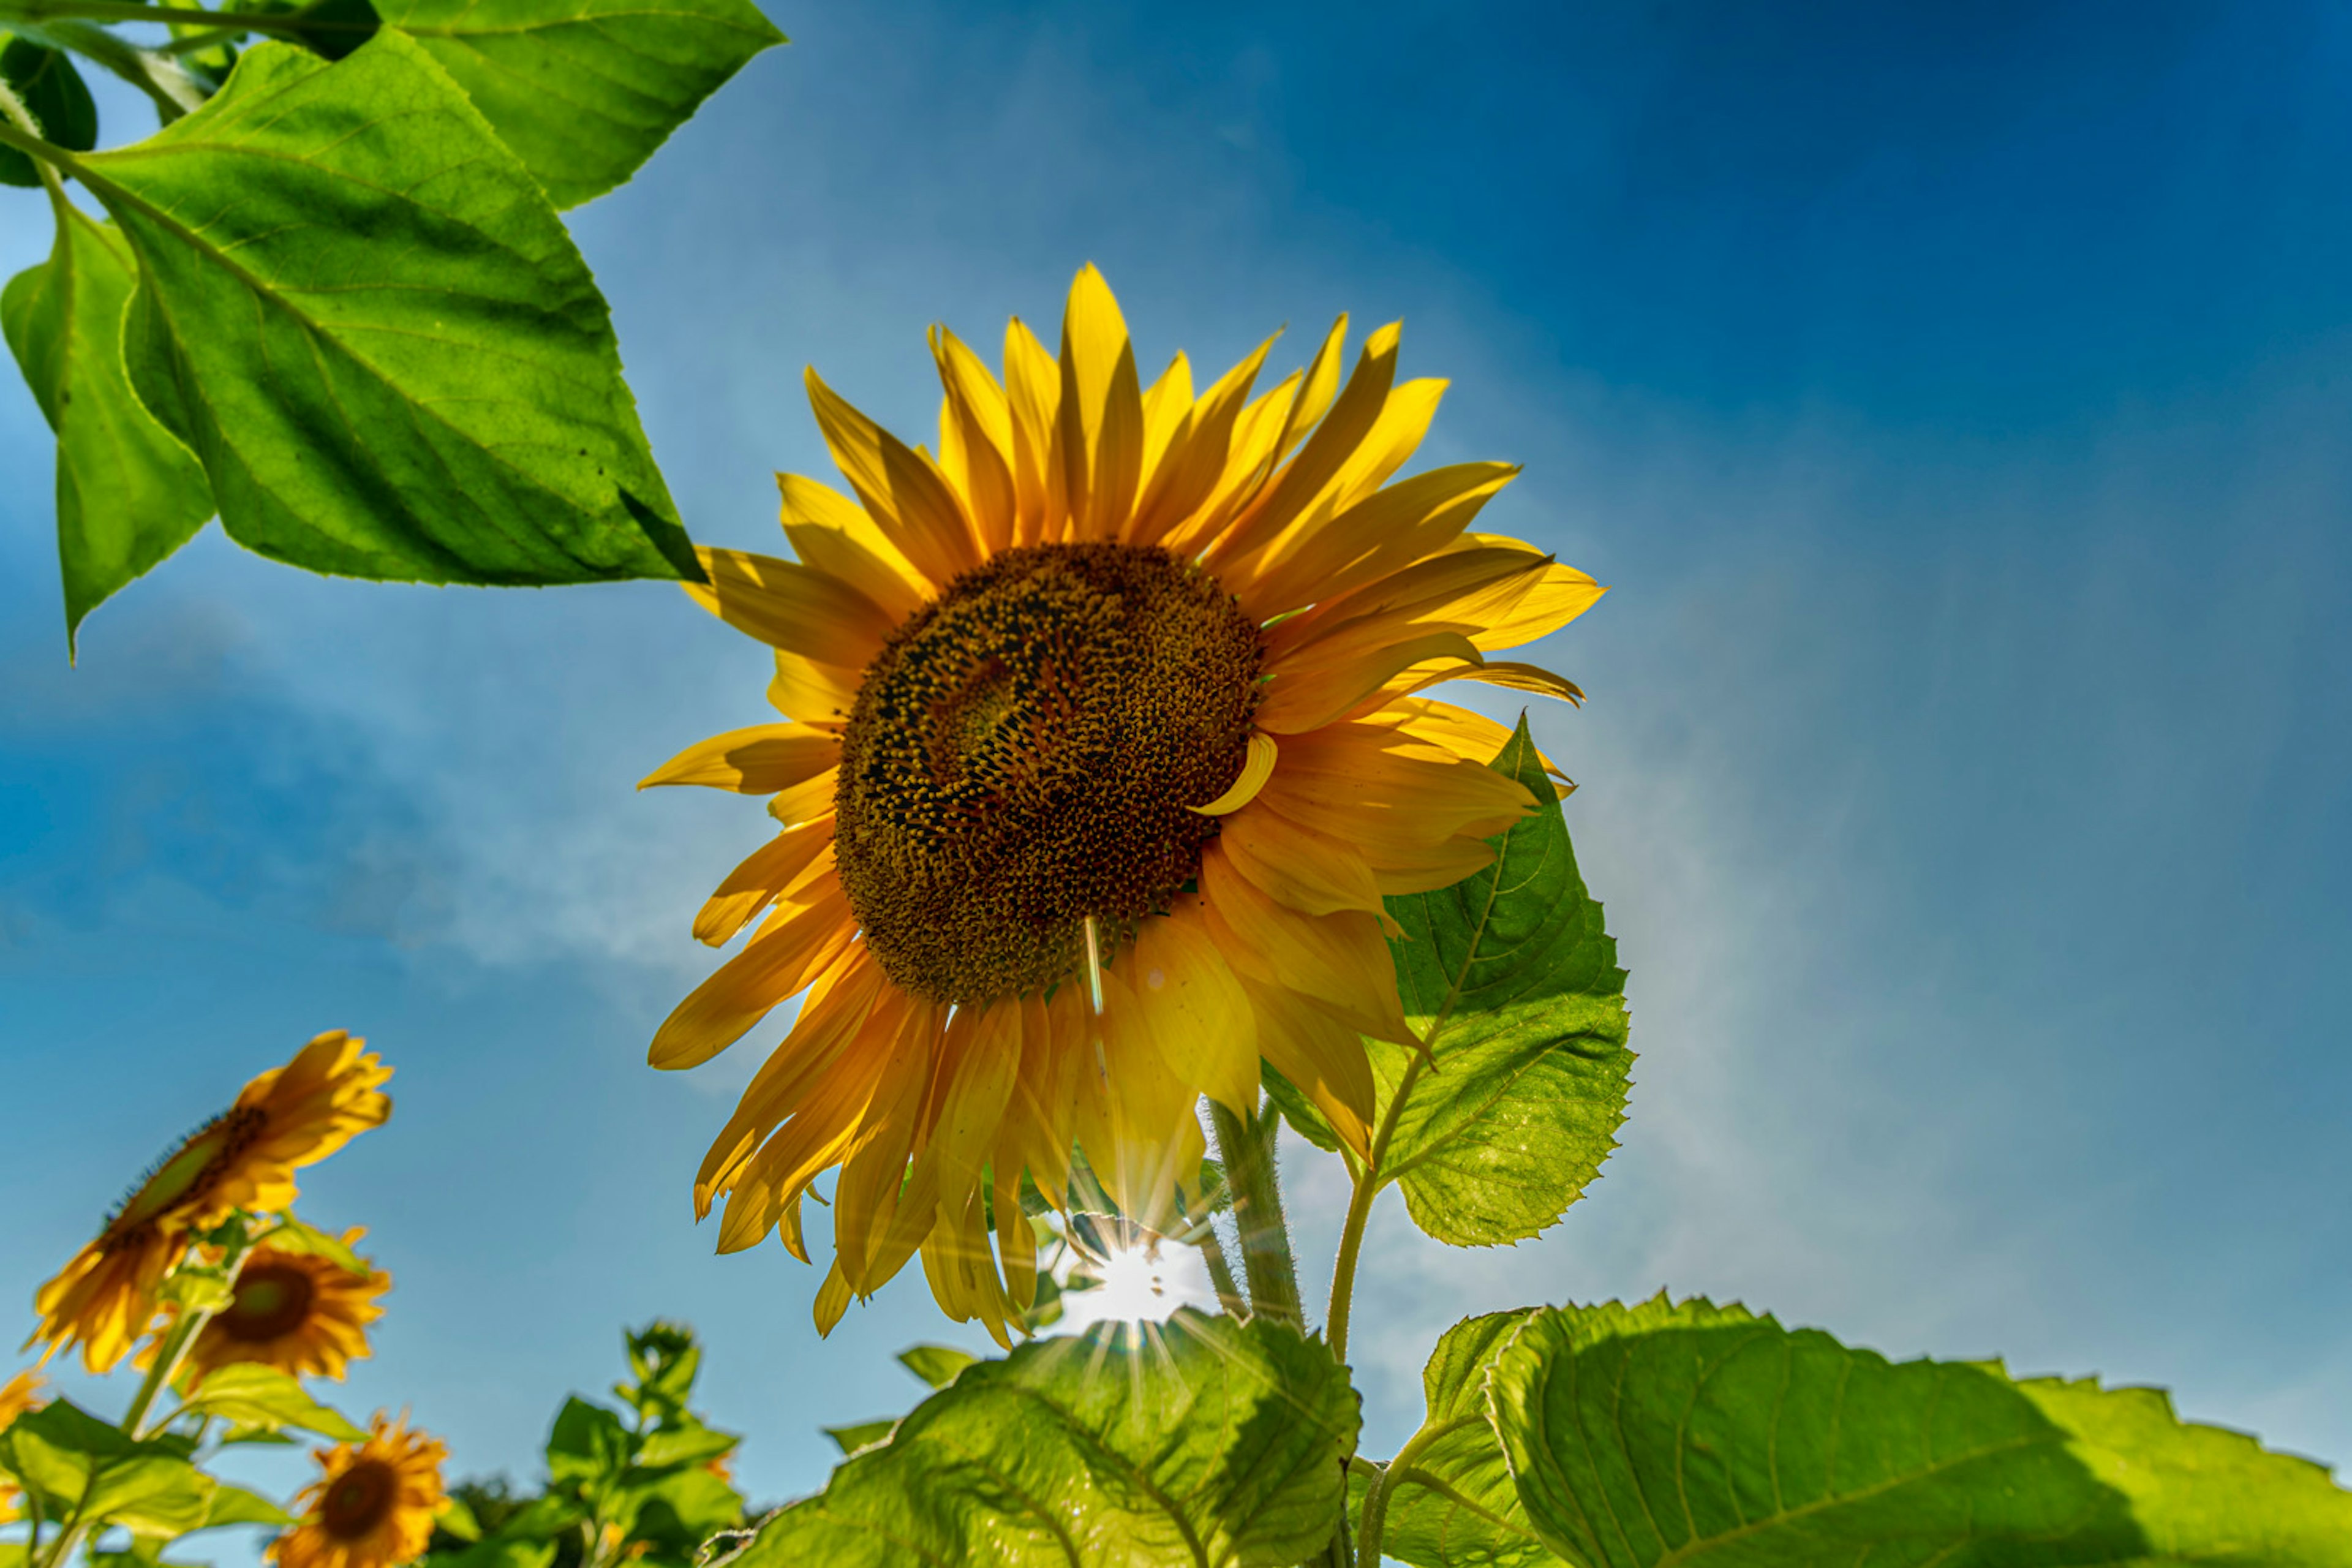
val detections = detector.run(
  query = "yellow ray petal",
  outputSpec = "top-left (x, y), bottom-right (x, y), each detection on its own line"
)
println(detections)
top-left (806, 369), bottom-right (986, 585)
top-left (639, 723), bottom-right (839, 793)
top-left (1198, 844), bottom-right (1411, 1044)
top-left (1127, 334), bottom-right (1276, 548)
top-left (687, 548), bottom-right (899, 668)
top-left (1138, 352), bottom-right (1194, 484)
top-left (1126, 898), bottom-right (1259, 1114)
top-left (1232, 458), bottom-right (1513, 625)
top-left (1216, 804), bottom-right (1391, 925)
top-left (649, 878), bottom-right (856, 1070)
top-left (930, 325), bottom-right (1018, 553)
top-left (1472, 561), bottom-right (1608, 650)
top-left (693, 820), bottom-right (837, 947)
top-left (1003, 318), bottom-right (1061, 544)
top-left (1207, 321), bottom-right (1400, 570)
top-left (1376, 697), bottom-right (1574, 796)
top-left (696, 946), bottom-right (889, 1203)
top-left (768, 651), bottom-right (862, 729)
top-left (777, 473), bottom-right (932, 619)
top-left (1056, 265), bottom-right (1145, 543)
top-left (1255, 630), bottom-right (1485, 736)
top-left (1189, 729), bottom-right (1278, 815)
top-left (1234, 972), bottom-right (1373, 1158)
top-left (764, 766), bottom-right (839, 829)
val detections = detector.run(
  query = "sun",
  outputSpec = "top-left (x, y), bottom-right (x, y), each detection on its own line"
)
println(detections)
top-left (1055, 1240), bottom-right (1218, 1333)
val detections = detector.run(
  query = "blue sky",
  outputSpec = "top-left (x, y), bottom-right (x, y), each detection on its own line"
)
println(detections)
top-left (4, 0), bottom-right (2350, 1539)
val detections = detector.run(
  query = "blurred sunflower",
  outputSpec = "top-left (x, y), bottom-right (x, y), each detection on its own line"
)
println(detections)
top-left (26, 1031), bottom-right (392, 1372)
top-left (648, 267), bottom-right (1600, 1340)
top-left (272, 1414), bottom-right (445, 1568)
top-left (159, 1231), bottom-right (388, 1386)
top-left (0, 1370), bottom-right (43, 1524)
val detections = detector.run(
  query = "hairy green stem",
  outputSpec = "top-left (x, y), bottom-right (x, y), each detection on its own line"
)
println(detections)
top-left (1325, 1052), bottom-right (1427, 1370)
top-left (1355, 1417), bottom-right (1460, 1567)
top-left (1205, 1099), bottom-right (1301, 1329)
top-left (1196, 1215), bottom-right (1246, 1318)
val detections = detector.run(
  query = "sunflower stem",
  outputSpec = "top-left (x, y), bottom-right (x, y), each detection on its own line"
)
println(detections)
top-left (1196, 1215), bottom-right (1246, 1318)
top-left (1205, 1099), bottom-right (1300, 1330)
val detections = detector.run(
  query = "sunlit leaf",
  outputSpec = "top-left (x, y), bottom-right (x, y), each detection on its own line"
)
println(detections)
top-left (198, 1481), bottom-right (296, 1529)
top-left (1490, 1297), bottom-right (2352, 1567)
top-left (892, 1344), bottom-right (976, 1391)
top-left (820, 1421), bottom-right (893, 1457)
top-left (634, 1419), bottom-right (735, 1470)
top-left (2, 205), bottom-right (214, 653)
top-left (260, 1217), bottom-right (371, 1275)
top-left (67, 32), bottom-right (703, 590)
top-left (545, 1397), bottom-right (630, 1488)
top-left (1374, 715), bottom-right (1632, 1245)
top-left (178, 1365), bottom-right (366, 1441)
top-left (737, 1311), bottom-right (1357, 1568)
top-left (375, 0), bottom-right (785, 209)
top-left (1355, 1311), bottom-right (1564, 1568)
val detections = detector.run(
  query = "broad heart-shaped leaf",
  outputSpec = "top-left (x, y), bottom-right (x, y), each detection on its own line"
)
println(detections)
top-left (1490, 1297), bottom-right (2352, 1567)
top-left (178, 1363), bottom-right (366, 1440)
top-left (546, 1396), bottom-right (631, 1489)
top-left (1355, 1311), bottom-right (1565, 1568)
top-left (375, 0), bottom-right (785, 210)
top-left (68, 32), bottom-right (702, 590)
top-left (735, 1310), bottom-right (1358, 1568)
top-left (3, 203), bottom-right (214, 654)
top-left (1372, 716), bottom-right (1632, 1246)
top-left (0, 1401), bottom-right (215, 1539)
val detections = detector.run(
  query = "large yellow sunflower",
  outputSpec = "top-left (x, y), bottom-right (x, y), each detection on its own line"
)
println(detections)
top-left (647, 267), bottom-right (1601, 1341)
top-left (0, 1370), bottom-right (43, 1525)
top-left (159, 1231), bottom-right (389, 1387)
top-left (27, 1031), bottom-right (392, 1373)
top-left (271, 1414), bottom-right (445, 1568)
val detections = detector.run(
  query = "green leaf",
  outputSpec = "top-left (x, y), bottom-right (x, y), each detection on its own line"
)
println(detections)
top-left (373, 0), bottom-right (784, 209)
top-left (736, 1311), bottom-right (1359, 1568)
top-left (892, 1344), bottom-right (976, 1391)
top-left (634, 1419), bottom-right (736, 1471)
top-left (178, 1364), bottom-right (366, 1441)
top-left (1490, 1296), bottom-right (2352, 1567)
top-left (1374, 716), bottom-right (1632, 1245)
top-left (437, 1493), bottom-right (484, 1542)
top-left (425, 1539), bottom-right (558, 1568)
top-left (66, 32), bottom-right (702, 591)
top-left (81, 1453), bottom-right (218, 1539)
top-left (1361, 1311), bottom-right (1564, 1568)
top-left (820, 1421), bottom-right (894, 1457)
top-left (0, 37), bottom-right (96, 187)
top-left (197, 1481), bottom-right (296, 1529)
top-left (546, 1396), bottom-right (631, 1489)
top-left (258, 1216), bottom-right (371, 1275)
top-left (2, 205), bottom-right (215, 653)
top-left (613, 1462), bottom-right (741, 1556)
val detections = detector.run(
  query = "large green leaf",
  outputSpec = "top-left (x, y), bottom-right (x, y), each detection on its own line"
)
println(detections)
top-left (1371, 716), bottom-right (1633, 1246)
top-left (60, 31), bottom-right (701, 589)
top-left (0, 36), bottom-right (96, 187)
top-left (1490, 1296), bottom-right (2352, 1567)
top-left (374, 0), bottom-right (784, 210)
top-left (177, 1363), bottom-right (366, 1441)
top-left (2, 202), bottom-right (214, 652)
top-left (0, 1401), bottom-right (215, 1539)
top-left (736, 1310), bottom-right (1358, 1567)
top-left (1358, 1311), bottom-right (1564, 1568)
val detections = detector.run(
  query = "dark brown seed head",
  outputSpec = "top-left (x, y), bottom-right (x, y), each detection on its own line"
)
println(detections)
top-left (834, 542), bottom-right (1261, 1004)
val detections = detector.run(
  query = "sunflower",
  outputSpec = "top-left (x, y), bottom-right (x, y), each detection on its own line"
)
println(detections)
top-left (271, 1414), bottom-right (446, 1568)
top-left (0, 1370), bottom-right (44, 1525)
top-left (26, 1031), bottom-right (392, 1373)
top-left (647, 267), bottom-right (1601, 1341)
top-left (162, 1231), bottom-right (389, 1386)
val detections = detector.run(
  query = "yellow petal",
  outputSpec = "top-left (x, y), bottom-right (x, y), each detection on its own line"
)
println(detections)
top-left (1138, 352), bottom-right (1194, 486)
top-left (1473, 562), bottom-right (1608, 650)
top-left (1234, 973), bottom-right (1374, 1158)
top-left (1198, 844), bottom-right (1411, 1044)
top-left (1216, 804), bottom-right (1390, 924)
top-left (777, 473), bottom-right (932, 619)
top-left (767, 651), bottom-right (862, 729)
top-left (1190, 729), bottom-right (1278, 815)
top-left (1056, 265), bottom-right (1145, 542)
top-left (1003, 318), bottom-right (1061, 544)
top-left (1207, 321), bottom-right (1400, 570)
top-left (687, 548), bottom-right (899, 667)
top-left (1256, 630), bottom-right (1485, 736)
top-left (1127, 333), bottom-right (1276, 548)
top-left (930, 325), bottom-right (1018, 553)
top-left (806, 369), bottom-right (986, 586)
top-left (639, 722), bottom-right (838, 793)
top-left (1126, 899), bottom-right (1259, 1114)
top-left (693, 820), bottom-right (837, 946)
top-left (650, 878), bottom-right (857, 1070)
top-left (1231, 457), bottom-right (1510, 625)
top-left (766, 767), bottom-right (839, 829)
